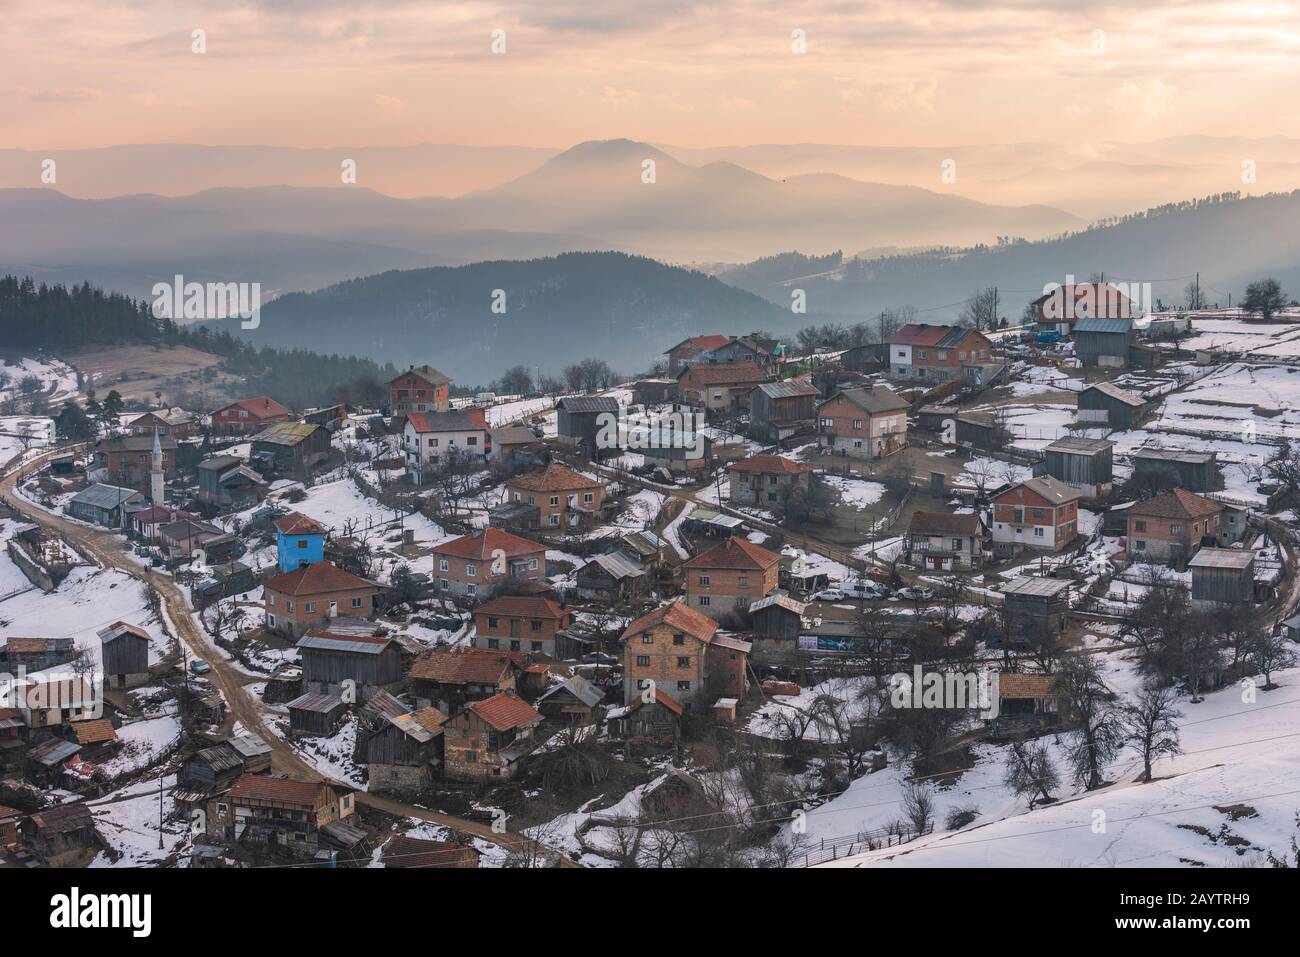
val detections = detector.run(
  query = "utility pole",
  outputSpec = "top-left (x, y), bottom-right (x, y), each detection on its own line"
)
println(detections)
top-left (158, 760), bottom-right (165, 850)
top-left (991, 286), bottom-right (999, 330)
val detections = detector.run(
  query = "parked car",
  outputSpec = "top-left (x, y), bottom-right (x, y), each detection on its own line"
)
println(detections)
top-left (843, 578), bottom-right (889, 600)
top-left (814, 588), bottom-right (845, 602)
top-left (582, 652), bottom-right (619, 667)
top-left (189, 659), bottom-right (211, 675)
top-left (894, 586), bottom-right (935, 601)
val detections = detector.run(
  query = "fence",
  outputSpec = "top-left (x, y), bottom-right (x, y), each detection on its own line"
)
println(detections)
top-left (796, 820), bottom-right (935, 867)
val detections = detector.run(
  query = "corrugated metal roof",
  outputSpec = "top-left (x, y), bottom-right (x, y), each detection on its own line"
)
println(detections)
top-left (296, 633), bottom-right (394, 655)
top-left (1073, 317), bottom-right (1133, 334)
top-left (251, 420), bottom-right (320, 446)
top-left (1045, 437), bottom-right (1114, 454)
top-left (538, 675), bottom-right (604, 708)
top-left (557, 396), bottom-right (620, 414)
top-left (70, 484), bottom-right (142, 509)
top-left (1083, 381), bottom-right (1146, 406)
top-left (286, 692), bottom-right (346, 713)
top-left (228, 733), bottom-right (272, 758)
top-left (586, 551), bottom-right (645, 580)
top-left (754, 379), bottom-right (819, 399)
top-left (999, 577), bottom-right (1073, 598)
top-left (1188, 548), bottom-right (1254, 570)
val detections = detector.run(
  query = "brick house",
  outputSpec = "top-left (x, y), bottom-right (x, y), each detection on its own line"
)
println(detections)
top-left (665, 334), bottom-right (730, 377)
top-left (1126, 488), bottom-right (1231, 565)
top-left (886, 323), bottom-right (994, 382)
top-left (211, 396), bottom-right (292, 436)
top-left (472, 595), bottom-right (571, 656)
top-left (128, 407), bottom-right (198, 438)
top-left (90, 434), bottom-right (177, 494)
top-left (442, 692), bottom-right (542, 782)
top-left (621, 601), bottom-right (717, 707)
top-left (702, 334), bottom-right (785, 375)
top-left (401, 409), bottom-right (488, 482)
top-left (432, 527), bottom-right (546, 598)
top-left (502, 463), bottom-right (606, 531)
top-left (728, 454), bottom-right (813, 509)
top-left (263, 561), bottom-right (381, 638)
top-left (816, 385), bottom-right (909, 459)
top-left (677, 361), bottom-right (769, 413)
top-left (1031, 283), bottom-right (1133, 338)
top-left (389, 365), bottom-right (452, 416)
top-left (705, 633), bottom-right (753, 700)
top-left (905, 510), bottom-right (989, 570)
top-left (683, 536), bottom-right (780, 621)
top-left (991, 477), bottom-right (1081, 553)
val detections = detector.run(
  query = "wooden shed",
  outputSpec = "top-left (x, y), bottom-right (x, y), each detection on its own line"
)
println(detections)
top-left (1040, 437), bottom-right (1114, 498)
top-left (286, 692), bottom-right (348, 737)
top-left (997, 577), bottom-right (1072, 645)
top-left (97, 621), bottom-right (151, 690)
top-left (295, 631), bottom-right (403, 701)
top-left (1188, 548), bottom-right (1255, 604)
top-left (1077, 382), bottom-right (1149, 430)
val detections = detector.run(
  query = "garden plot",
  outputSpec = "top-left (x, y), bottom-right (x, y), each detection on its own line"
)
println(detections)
top-left (822, 474), bottom-right (887, 508)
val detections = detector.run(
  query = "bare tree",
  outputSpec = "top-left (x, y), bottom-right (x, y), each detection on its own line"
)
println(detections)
top-left (1055, 654), bottom-right (1124, 790)
top-left (901, 781), bottom-right (935, 835)
top-left (1003, 739), bottom-right (1060, 807)
top-left (1247, 629), bottom-right (1298, 690)
top-left (1122, 685), bottom-right (1183, 783)
top-left (959, 287), bottom-right (1000, 331)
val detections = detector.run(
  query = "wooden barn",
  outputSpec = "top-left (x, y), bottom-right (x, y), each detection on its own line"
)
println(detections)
top-left (295, 631), bottom-right (403, 701)
top-left (1076, 382), bottom-right (1149, 430)
top-left (97, 621), bottom-right (151, 690)
top-left (286, 692), bottom-right (348, 738)
top-left (366, 707), bottom-right (446, 796)
top-left (1040, 437), bottom-right (1114, 498)
top-left (1188, 548), bottom-right (1256, 604)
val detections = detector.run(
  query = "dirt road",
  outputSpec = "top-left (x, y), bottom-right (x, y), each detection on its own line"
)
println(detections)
top-left (0, 449), bottom-right (576, 867)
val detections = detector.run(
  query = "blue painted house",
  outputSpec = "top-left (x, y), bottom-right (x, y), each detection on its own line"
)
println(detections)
top-left (275, 512), bottom-right (327, 573)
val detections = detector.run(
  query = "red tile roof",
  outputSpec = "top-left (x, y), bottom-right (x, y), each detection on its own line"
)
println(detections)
top-left (468, 692), bottom-right (541, 731)
top-left (668, 335), bottom-right (730, 354)
top-left (70, 719), bottom-right (118, 745)
top-left (474, 594), bottom-right (567, 621)
top-left (433, 527), bottom-right (544, 561)
top-left (1128, 488), bottom-right (1223, 520)
top-left (218, 396), bottom-right (291, 419)
top-left (908, 511), bottom-right (985, 536)
top-left (264, 561), bottom-right (376, 597)
top-left (627, 686), bottom-right (684, 716)
top-left (382, 834), bottom-right (479, 868)
top-left (411, 706), bottom-right (448, 733)
top-left (730, 454), bottom-right (812, 476)
top-left (507, 462), bottom-right (603, 493)
top-left (409, 648), bottom-right (523, 686)
top-left (275, 511), bottom-right (327, 536)
top-left (622, 601), bottom-right (718, 644)
top-left (227, 773), bottom-right (329, 807)
top-left (683, 536), bottom-right (779, 571)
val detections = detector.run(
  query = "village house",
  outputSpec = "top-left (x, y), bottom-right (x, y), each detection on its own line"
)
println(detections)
top-left (8, 675), bottom-right (98, 729)
top-left (174, 742), bottom-right (246, 811)
top-left (991, 477), bottom-right (1081, 554)
top-left (126, 504), bottom-right (176, 544)
top-left (706, 633), bottom-right (752, 700)
top-left (535, 675), bottom-right (605, 723)
top-left (285, 692), bottom-right (348, 737)
top-left (402, 409), bottom-right (489, 482)
top-left (615, 687), bottom-right (684, 744)
top-left (409, 647), bottom-right (523, 715)
top-left (214, 774), bottom-right (357, 858)
top-left (1125, 488), bottom-right (1232, 565)
top-left (702, 334), bottom-right (785, 375)
top-left (728, 454), bottom-right (813, 509)
top-left (66, 483), bottom-right (143, 528)
top-left (380, 834), bottom-right (480, 868)
top-left (620, 600), bottom-right (718, 708)
top-left (211, 396), bottom-right (292, 436)
top-left (250, 421), bottom-right (331, 476)
top-left (158, 517), bottom-right (230, 562)
top-left (432, 527), bottom-right (546, 599)
top-left (21, 802), bottom-right (102, 867)
top-left (487, 426), bottom-right (544, 466)
top-left (556, 396), bottom-right (621, 459)
top-left (665, 334), bottom-right (730, 376)
top-left (816, 385), bottom-right (909, 459)
top-left (472, 594), bottom-right (572, 656)
top-left (89, 433), bottom-right (178, 494)
top-left (296, 631), bottom-right (404, 701)
top-left (498, 462), bottom-right (606, 531)
top-left (389, 365), bottom-right (452, 417)
top-left (905, 511), bottom-right (989, 570)
top-left (748, 594), bottom-right (808, 643)
top-left (275, 511), bottom-right (328, 572)
top-left (1040, 437), bottom-right (1115, 499)
top-left (748, 378), bottom-right (820, 442)
top-left (0, 637), bottom-right (78, 673)
top-left (128, 407), bottom-right (198, 438)
top-left (97, 621), bottom-right (151, 690)
top-left (684, 536), bottom-right (780, 620)
top-left (994, 673), bottom-right (1061, 732)
top-left (1032, 282), bottom-right (1133, 339)
top-left (1077, 381), bottom-right (1150, 431)
top-left (677, 361), bottom-right (769, 414)
top-left (442, 692), bottom-right (543, 782)
top-left (886, 323), bottom-right (994, 382)
top-left (576, 550), bottom-right (649, 601)
top-left (263, 561), bottom-right (381, 638)
top-left (195, 455), bottom-right (267, 508)
top-left (366, 706), bottom-right (446, 796)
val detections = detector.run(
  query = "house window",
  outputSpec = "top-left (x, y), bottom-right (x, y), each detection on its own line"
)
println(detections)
top-left (642, 634), bottom-right (654, 644)
top-left (1133, 520), bottom-right (1147, 532)
top-left (672, 633), bottom-right (685, 645)
top-left (1135, 540), bottom-right (1147, 551)
top-left (487, 639), bottom-right (499, 649)
top-left (267, 614), bottom-right (277, 628)
top-left (466, 563), bottom-right (477, 577)
top-left (510, 640), bottom-right (520, 651)
top-left (467, 436), bottom-right (478, 446)
top-left (467, 584), bottom-right (477, 597)
top-left (268, 594), bottom-right (276, 606)
top-left (297, 539), bottom-right (308, 548)
top-left (820, 417), bottom-right (834, 428)
top-left (549, 514), bottom-right (560, 527)
top-left (439, 559), bottom-right (449, 572)
top-left (584, 492), bottom-right (594, 504)
top-left (738, 576), bottom-right (749, 587)
top-left (677, 681), bottom-right (691, 692)
top-left (287, 600), bottom-right (294, 613)
top-left (531, 641), bottom-right (543, 652)
top-left (699, 596), bottom-right (711, 606)
top-left (636, 655), bottom-right (651, 667)
top-left (439, 579), bottom-right (449, 591)
top-left (952, 538), bottom-right (962, 551)
top-left (677, 656), bottom-right (691, 668)
top-left (488, 616), bottom-right (499, 628)
top-left (530, 620), bottom-right (542, 632)
top-left (852, 419), bottom-right (863, 430)
top-left (465, 751), bottom-right (478, 763)
top-left (428, 438), bottom-right (438, 447)
top-left (351, 597), bottom-right (363, 608)
top-left (528, 558), bottom-right (538, 570)
top-left (1171, 524), bottom-right (1182, 535)
top-left (304, 602), bottom-right (315, 613)
top-left (549, 496), bottom-right (560, 507)
top-left (1034, 527), bottom-right (1044, 537)
top-left (699, 575), bottom-right (710, 585)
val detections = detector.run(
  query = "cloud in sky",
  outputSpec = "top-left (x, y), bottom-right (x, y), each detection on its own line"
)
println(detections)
top-left (3, 0), bottom-right (1300, 148)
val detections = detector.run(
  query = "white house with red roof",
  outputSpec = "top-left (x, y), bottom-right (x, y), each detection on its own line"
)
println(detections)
top-left (401, 409), bottom-right (488, 482)
top-left (431, 527), bottom-right (546, 598)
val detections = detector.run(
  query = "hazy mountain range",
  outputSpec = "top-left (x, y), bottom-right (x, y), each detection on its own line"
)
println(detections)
top-left (6, 136), bottom-right (1300, 220)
